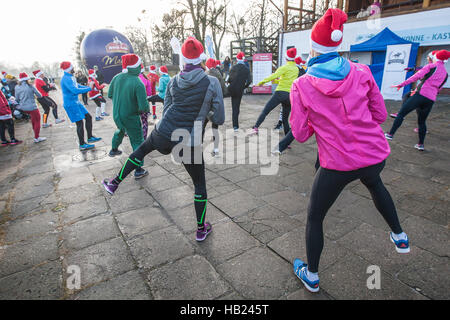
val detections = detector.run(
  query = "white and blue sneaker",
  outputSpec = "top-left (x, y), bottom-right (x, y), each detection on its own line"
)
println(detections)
top-left (293, 258), bottom-right (320, 293)
top-left (390, 232), bottom-right (410, 253)
top-left (88, 136), bottom-right (102, 143)
top-left (80, 143), bottom-right (95, 151)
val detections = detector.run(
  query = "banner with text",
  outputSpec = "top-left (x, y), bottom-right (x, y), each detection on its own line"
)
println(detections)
top-left (381, 44), bottom-right (411, 100)
top-left (252, 53), bottom-right (273, 94)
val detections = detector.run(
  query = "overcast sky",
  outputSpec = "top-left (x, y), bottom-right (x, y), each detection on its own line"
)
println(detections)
top-left (1, 0), bottom-right (178, 67)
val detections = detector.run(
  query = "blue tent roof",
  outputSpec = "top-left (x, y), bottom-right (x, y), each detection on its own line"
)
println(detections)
top-left (350, 27), bottom-right (419, 52)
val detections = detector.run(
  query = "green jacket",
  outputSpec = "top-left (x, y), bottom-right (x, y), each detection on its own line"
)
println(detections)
top-left (108, 66), bottom-right (149, 130)
top-left (258, 60), bottom-right (298, 93)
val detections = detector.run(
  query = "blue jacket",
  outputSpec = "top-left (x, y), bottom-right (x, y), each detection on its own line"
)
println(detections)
top-left (157, 74), bottom-right (170, 99)
top-left (60, 72), bottom-right (91, 122)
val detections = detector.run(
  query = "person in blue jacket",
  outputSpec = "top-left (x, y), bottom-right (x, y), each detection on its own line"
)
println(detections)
top-left (60, 61), bottom-right (102, 151)
top-left (147, 65), bottom-right (170, 120)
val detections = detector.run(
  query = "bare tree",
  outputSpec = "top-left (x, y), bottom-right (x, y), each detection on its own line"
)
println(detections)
top-left (209, 0), bottom-right (229, 58)
top-left (125, 26), bottom-right (152, 65)
top-left (73, 31), bottom-right (86, 70)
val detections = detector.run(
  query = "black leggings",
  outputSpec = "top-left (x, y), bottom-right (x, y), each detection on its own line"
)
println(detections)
top-left (0, 119), bottom-right (15, 141)
top-left (389, 93), bottom-right (434, 144)
top-left (254, 90), bottom-right (291, 135)
top-left (306, 160), bottom-right (402, 273)
top-left (75, 113), bottom-right (93, 145)
top-left (114, 129), bottom-right (208, 226)
top-left (93, 96), bottom-right (106, 107)
top-left (37, 96), bottom-right (58, 121)
top-left (231, 93), bottom-right (243, 129)
top-left (148, 95), bottom-right (164, 105)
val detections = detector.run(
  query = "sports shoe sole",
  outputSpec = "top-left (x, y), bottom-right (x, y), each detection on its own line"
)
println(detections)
top-left (390, 234), bottom-right (410, 253)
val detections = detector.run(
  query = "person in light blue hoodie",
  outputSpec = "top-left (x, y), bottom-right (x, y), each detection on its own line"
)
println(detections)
top-left (147, 65), bottom-right (170, 120)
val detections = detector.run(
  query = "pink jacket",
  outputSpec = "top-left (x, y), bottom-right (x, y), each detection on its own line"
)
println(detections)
top-left (290, 62), bottom-right (390, 171)
top-left (139, 73), bottom-right (153, 97)
top-left (399, 60), bottom-right (448, 102)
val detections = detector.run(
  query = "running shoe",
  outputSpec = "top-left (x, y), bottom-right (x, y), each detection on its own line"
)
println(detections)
top-left (274, 122), bottom-right (283, 131)
top-left (1, 141), bottom-right (9, 147)
top-left (87, 136), bottom-right (102, 143)
top-left (211, 149), bottom-right (220, 157)
top-left (389, 232), bottom-right (410, 253)
top-left (95, 116), bottom-right (104, 121)
top-left (233, 127), bottom-right (239, 133)
top-left (293, 258), bottom-right (320, 293)
top-left (414, 144), bottom-right (424, 151)
top-left (413, 128), bottom-right (429, 133)
top-left (9, 139), bottom-right (22, 145)
top-left (42, 123), bottom-right (52, 128)
top-left (102, 179), bottom-right (118, 195)
top-left (101, 112), bottom-right (109, 117)
top-left (79, 143), bottom-right (95, 151)
top-left (55, 119), bottom-right (65, 124)
top-left (34, 137), bottom-right (47, 143)
top-left (389, 113), bottom-right (398, 118)
top-left (385, 132), bottom-right (393, 140)
top-left (109, 149), bottom-right (123, 157)
top-left (271, 149), bottom-right (281, 156)
top-left (134, 168), bottom-right (149, 180)
top-left (196, 223), bottom-right (212, 242)
top-left (248, 127), bottom-right (259, 136)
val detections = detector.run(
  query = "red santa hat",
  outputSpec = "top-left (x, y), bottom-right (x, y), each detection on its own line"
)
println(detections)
top-left (236, 52), bottom-right (245, 62)
top-left (1, 71), bottom-right (7, 77)
top-left (121, 54), bottom-right (142, 73)
top-left (60, 61), bottom-right (73, 73)
top-left (310, 8), bottom-right (348, 54)
top-left (206, 58), bottom-right (216, 69)
top-left (181, 37), bottom-right (205, 65)
top-left (215, 59), bottom-right (221, 67)
top-left (88, 69), bottom-right (96, 78)
top-left (295, 57), bottom-right (305, 66)
top-left (159, 66), bottom-right (168, 74)
top-left (435, 50), bottom-right (450, 62)
top-left (286, 48), bottom-right (297, 61)
top-left (32, 70), bottom-right (43, 78)
top-left (149, 65), bottom-right (157, 74)
top-left (19, 72), bottom-right (30, 81)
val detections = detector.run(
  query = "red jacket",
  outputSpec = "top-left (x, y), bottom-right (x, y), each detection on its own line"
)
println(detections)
top-left (147, 72), bottom-right (159, 96)
top-left (0, 91), bottom-right (12, 116)
top-left (88, 77), bottom-right (106, 99)
top-left (34, 78), bottom-right (52, 97)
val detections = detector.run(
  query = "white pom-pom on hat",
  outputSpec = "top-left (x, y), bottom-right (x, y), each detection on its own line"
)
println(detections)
top-left (331, 29), bottom-right (343, 42)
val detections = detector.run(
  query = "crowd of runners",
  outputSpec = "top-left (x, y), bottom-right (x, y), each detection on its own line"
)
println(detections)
top-left (1, 7), bottom-right (449, 294)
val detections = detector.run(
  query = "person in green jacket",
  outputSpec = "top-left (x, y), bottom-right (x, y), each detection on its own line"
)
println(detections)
top-left (108, 54), bottom-right (150, 179)
top-left (250, 47), bottom-right (299, 136)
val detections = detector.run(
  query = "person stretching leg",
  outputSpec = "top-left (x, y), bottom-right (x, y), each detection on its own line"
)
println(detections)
top-left (103, 37), bottom-right (224, 241)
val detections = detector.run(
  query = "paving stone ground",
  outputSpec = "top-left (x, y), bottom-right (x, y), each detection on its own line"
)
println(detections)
top-left (0, 90), bottom-right (448, 300)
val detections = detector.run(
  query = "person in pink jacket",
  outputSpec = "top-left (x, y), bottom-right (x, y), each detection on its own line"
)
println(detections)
top-left (385, 49), bottom-right (449, 151)
top-left (290, 8), bottom-right (409, 293)
top-left (139, 64), bottom-right (153, 139)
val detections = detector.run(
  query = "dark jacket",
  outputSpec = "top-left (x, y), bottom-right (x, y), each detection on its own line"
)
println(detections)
top-left (96, 71), bottom-right (105, 84)
top-left (206, 68), bottom-right (226, 97)
top-left (156, 68), bottom-right (225, 146)
top-left (7, 79), bottom-right (18, 96)
top-left (228, 63), bottom-right (251, 96)
top-left (76, 74), bottom-right (88, 86)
